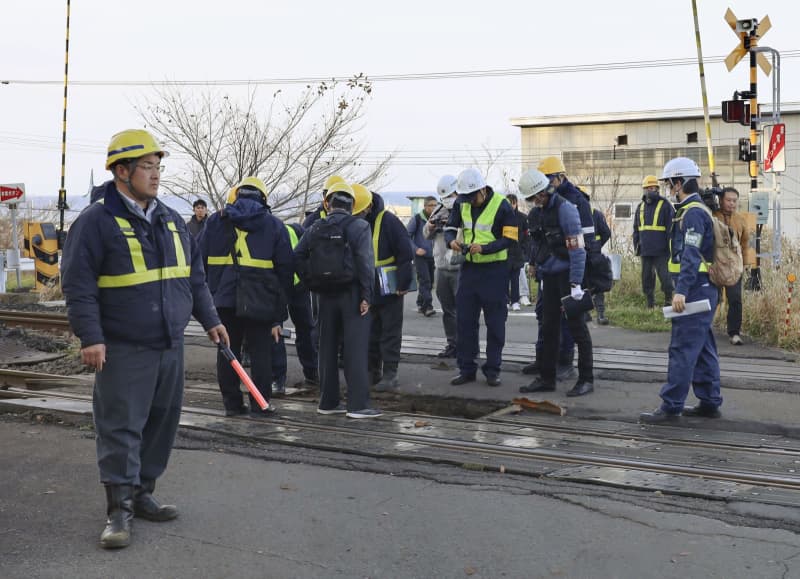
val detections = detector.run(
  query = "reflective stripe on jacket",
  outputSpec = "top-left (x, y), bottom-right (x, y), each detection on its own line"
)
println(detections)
top-left (667, 196), bottom-right (715, 295)
top-left (61, 181), bottom-right (219, 349)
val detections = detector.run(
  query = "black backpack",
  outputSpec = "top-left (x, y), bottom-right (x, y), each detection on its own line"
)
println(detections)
top-left (304, 215), bottom-right (356, 292)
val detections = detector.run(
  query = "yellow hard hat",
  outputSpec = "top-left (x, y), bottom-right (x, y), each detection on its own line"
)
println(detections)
top-left (324, 175), bottom-right (345, 191)
top-left (324, 181), bottom-right (355, 201)
top-left (236, 176), bottom-right (268, 197)
top-left (537, 156), bottom-right (566, 176)
top-left (642, 175), bottom-right (659, 189)
top-left (351, 183), bottom-right (372, 214)
top-left (105, 129), bottom-right (168, 170)
top-left (228, 176), bottom-right (268, 204)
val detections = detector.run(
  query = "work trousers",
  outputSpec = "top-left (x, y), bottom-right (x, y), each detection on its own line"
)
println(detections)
top-left (659, 279), bottom-right (722, 412)
top-left (456, 261), bottom-right (508, 378)
top-left (641, 254), bottom-right (673, 307)
top-left (539, 270), bottom-right (593, 383)
top-left (721, 275), bottom-right (743, 336)
top-left (318, 286), bottom-right (371, 411)
top-left (415, 256), bottom-right (435, 310)
top-left (508, 264), bottom-right (522, 304)
top-left (535, 279), bottom-right (574, 364)
top-left (272, 289), bottom-right (318, 381)
top-left (94, 339), bottom-right (184, 486)
top-left (368, 294), bottom-right (405, 374)
top-left (216, 307), bottom-right (273, 411)
top-left (436, 268), bottom-right (459, 348)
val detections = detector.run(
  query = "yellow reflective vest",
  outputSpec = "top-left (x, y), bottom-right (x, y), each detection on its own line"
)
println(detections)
top-left (460, 194), bottom-right (507, 263)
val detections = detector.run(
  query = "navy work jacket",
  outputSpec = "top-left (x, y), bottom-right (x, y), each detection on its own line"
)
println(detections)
top-left (61, 181), bottom-right (220, 350)
top-left (197, 198), bottom-right (293, 317)
top-left (633, 194), bottom-right (674, 257)
top-left (366, 193), bottom-right (415, 305)
top-left (528, 193), bottom-right (586, 283)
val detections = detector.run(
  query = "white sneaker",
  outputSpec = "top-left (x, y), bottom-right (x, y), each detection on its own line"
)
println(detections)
top-left (511, 302), bottom-right (521, 311)
top-left (520, 296), bottom-right (532, 307)
top-left (730, 334), bottom-right (743, 345)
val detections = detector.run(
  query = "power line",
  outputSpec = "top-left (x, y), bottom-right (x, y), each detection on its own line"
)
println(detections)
top-left (3, 51), bottom-right (800, 87)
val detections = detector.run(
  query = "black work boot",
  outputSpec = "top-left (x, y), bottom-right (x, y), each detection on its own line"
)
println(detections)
top-left (596, 307), bottom-right (609, 325)
top-left (100, 484), bottom-right (135, 549)
top-left (133, 479), bottom-right (178, 522)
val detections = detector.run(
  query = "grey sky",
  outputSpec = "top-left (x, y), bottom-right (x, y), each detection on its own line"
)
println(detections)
top-left (1, 0), bottom-right (797, 206)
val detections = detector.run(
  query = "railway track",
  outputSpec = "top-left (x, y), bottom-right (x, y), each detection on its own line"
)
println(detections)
top-left (2, 310), bottom-right (797, 383)
top-left (4, 377), bottom-right (800, 505)
top-left (0, 310), bottom-right (71, 332)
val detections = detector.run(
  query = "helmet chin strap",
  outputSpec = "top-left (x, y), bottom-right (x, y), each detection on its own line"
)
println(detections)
top-left (119, 161), bottom-right (149, 205)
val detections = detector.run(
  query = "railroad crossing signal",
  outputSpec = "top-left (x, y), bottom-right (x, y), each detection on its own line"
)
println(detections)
top-left (724, 8), bottom-right (772, 75)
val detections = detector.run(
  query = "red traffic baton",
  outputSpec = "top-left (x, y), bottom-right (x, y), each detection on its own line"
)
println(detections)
top-left (217, 342), bottom-right (269, 411)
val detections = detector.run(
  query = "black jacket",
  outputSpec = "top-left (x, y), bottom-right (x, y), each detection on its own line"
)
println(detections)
top-left (294, 209), bottom-right (375, 304)
top-left (365, 193), bottom-right (415, 304)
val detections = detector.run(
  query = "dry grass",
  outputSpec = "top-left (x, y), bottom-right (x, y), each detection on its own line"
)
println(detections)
top-left (731, 239), bottom-right (800, 351)
top-left (609, 241), bottom-right (800, 352)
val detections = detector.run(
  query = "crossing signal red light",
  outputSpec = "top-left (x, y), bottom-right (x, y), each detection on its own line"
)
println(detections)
top-left (722, 100), bottom-right (751, 125)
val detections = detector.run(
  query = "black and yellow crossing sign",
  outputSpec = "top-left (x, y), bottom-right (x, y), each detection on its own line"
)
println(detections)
top-left (724, 8), bottom-right (772, 75)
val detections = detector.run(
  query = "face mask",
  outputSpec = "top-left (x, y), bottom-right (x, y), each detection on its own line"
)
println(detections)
top-left (646, 189), bottom-right (659, 202)
top-left (441, 195), bottom-right (456, 209)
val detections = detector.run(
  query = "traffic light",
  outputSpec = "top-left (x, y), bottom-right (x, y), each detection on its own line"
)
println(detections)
top-left (738, 138), bottom-right (751, 163)
top-left (722, 100), bottom-right (751, 125)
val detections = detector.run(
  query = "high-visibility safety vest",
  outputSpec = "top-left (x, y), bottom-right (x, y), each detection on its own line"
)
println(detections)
top-left (285, 224), bottom-right (300, 286)
top-left (668, 201), bottom-right (709, 274)
top-left (97, 216), bottom-right (191, 288)
top-left (638, 199), bottom-right (667, 232)
top-left (206, 229), bottom-right (275, 270)
top-left (373, 210), bottom-right (396, 267)
top-left (460, 194), bottom-right (507, 264)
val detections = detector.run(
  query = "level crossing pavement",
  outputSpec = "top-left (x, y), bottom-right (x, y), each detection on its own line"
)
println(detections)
top-left (185, 293), bottom-right (800, 435)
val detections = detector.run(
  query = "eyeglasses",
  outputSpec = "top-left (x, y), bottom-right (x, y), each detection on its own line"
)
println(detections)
top-left (136, 162), bottom-right (165, 174)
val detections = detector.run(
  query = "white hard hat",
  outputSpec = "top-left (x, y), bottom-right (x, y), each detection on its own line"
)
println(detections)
top-left (518, 169), bottom-right (551, 199)
top-left (436, 174), bottom-right (458, 197)
top-left (660, 157), bottom-right (701, 181)
top-left (456, 168), bottom-right (486, 195)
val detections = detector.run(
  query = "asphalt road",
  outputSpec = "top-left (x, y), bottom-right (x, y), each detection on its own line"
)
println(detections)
top-left (2, 418), bottom-right (800, 579)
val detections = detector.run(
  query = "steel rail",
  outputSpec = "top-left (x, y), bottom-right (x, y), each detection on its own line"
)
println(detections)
top-left (6, 385), bottom-right (800, 492)
top-left (0, 311), bottom-right (72, 332)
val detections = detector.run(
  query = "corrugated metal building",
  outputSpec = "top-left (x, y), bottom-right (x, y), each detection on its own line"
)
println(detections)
top-left (511, 104), bottom-right (798, 251)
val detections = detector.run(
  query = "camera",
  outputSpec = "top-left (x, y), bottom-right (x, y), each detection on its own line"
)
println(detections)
top-left (701, 187), bottom-right (721, 212)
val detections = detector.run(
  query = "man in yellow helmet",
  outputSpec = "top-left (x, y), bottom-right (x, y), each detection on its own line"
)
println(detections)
top-left (197, 176), bottom-right (294, 415)
top-left (61, 129), bottom-right (229, 549)
top-left (302, 174), bottom-right (345, 229)
top-left (633, 175), bottom-right (675, 308)
top-left (360, 185), bottom-right (415, 392)
top-left (294, 182), bottom-right (382, 417)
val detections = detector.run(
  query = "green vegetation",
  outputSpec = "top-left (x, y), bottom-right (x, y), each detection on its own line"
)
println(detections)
top-left (3, 270), bottom-right (35, 291)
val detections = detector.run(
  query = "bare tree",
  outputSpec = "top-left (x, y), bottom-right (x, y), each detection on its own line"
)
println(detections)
top-left (571, 168), bottom-right (634, 254)
top-left (466, 143), bottom-right (516, 193)
top-left (137, 75), bottom-right (393, 220)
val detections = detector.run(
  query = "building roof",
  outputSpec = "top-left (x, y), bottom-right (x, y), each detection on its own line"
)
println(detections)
top-left (510, 102), bottom-right (800, 128)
